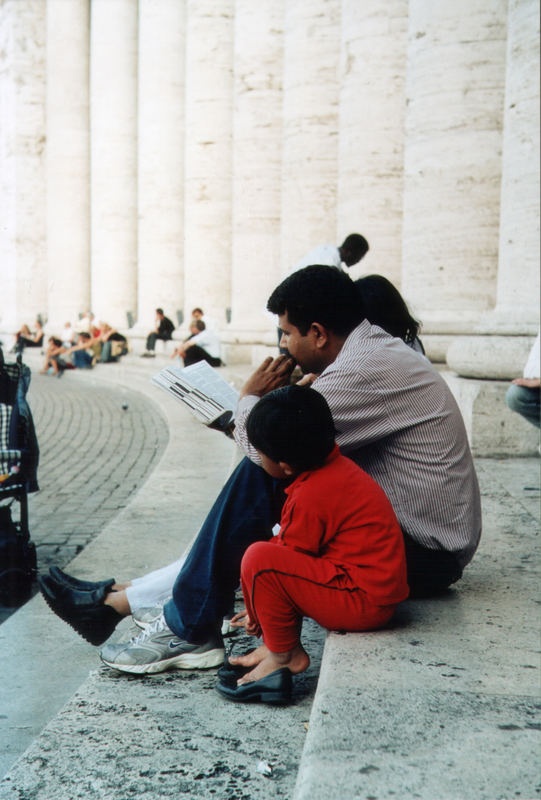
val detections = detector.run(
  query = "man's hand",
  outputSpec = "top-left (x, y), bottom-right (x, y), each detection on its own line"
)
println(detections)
top-left (512, 378), bottom-right (540, 388)
top-left (240, 355), bottom-right (295, 399)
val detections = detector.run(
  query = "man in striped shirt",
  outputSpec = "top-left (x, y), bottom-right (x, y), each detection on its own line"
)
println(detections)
top-left (99, 266), bottom-right (482, 673)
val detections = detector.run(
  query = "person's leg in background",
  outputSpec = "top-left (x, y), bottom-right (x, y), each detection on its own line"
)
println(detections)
top-left (506, 383), bottom-right (541, 428)
top-left (183, 345), bottom-right (221, 367)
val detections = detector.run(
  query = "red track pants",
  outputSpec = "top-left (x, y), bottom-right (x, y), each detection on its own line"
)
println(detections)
top-left (240, 541), bottom-right (396, 653)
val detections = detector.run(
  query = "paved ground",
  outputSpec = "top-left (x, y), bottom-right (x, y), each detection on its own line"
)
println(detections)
top-left (0, 371), bottom-right (168, 624)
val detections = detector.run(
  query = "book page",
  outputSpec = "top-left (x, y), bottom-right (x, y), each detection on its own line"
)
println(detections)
top-left (152, 361), bottom-right (239, 426)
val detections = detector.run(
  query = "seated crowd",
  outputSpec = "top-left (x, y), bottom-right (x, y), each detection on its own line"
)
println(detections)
top-left (37, 321), bottom-right (129, 376)
top-left (14, 306), bottom-right (222, 376)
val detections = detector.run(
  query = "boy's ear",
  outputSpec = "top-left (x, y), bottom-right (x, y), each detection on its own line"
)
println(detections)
top-left (278, 461), bottom-right (296, 477)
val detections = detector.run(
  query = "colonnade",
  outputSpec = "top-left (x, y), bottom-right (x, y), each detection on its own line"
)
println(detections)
top-left (1, 0), bottom-right (539, 359)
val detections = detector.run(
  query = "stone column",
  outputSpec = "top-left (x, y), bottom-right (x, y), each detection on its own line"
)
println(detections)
top-left (183, 0), bottom-right (234, 330)
top-left (229, 0), bottom-right (284, 343)
top-left (90, 0), bottom-right (138, 329)
top-left (280, 0), bottom-right (341, 275)
top-left (491, 0), bottom-right (540, 333)
top-left (46, 0), bottom-right (90, 330)
top-left (446, 0), bottom-right (539, 395)
top-left (0, 0), bottom-right (46, 333)
top-left (337, 0), bottom-right (409, 285)
top-left (401, 0), bottom-right (508, 334)
top-left (136, 0), bottom-right (185, 333)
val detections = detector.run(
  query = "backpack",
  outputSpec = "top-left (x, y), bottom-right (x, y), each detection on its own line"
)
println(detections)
top-left (0, 502), bottom-right (37, 606)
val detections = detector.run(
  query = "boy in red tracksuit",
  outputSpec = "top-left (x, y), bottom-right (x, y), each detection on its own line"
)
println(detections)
top-left (216, 385), bottom-right (409, 704)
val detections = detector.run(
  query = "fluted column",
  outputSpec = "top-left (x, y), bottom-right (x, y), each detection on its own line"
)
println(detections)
top-left (446, 0), bottom-right (539, 379)
top-left (183, 0), bottom-right (234, 329)
top-left (0, 0), bottom-right (46, 332)
top-left (338, 0), bottom-right (409, 285)
top-left (136, 0), bottom-right (186, 332)
top-left (280, 1), bottom-right (341, 275)
top-left (46, 0), bottom-right (90, 330)
top-left (90, 0), bottom-right (138, 328)
top-left (401, 0), bottom-right (507, 333)
top-left (229, 0), bottom-right (284, 337)
top-left (492, 0), bottom-right (540, 332)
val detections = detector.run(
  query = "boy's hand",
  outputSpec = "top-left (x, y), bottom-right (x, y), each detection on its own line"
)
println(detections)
top-left (512, 377), bottom-right (540, 388)
top-left (230, 609), bottom-right (261, 637)
top-left (240, 355), bottom-right (295, 399)
top-left (296, 372), bottom-right (318, 387)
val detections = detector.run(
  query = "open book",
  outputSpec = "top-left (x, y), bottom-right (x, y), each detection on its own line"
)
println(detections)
top-left (152, 360), bottom-right (239, 433)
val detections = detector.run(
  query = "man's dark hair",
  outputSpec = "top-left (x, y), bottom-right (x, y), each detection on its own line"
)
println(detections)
top-left (355, 274), bottom-right (421, 345)
top-left (78, 332), bottom-right (91, 341)
top-left (193, 319), bottom-right (206, 332)
top-left (340, 233), bottom-right (369, 266)
top-left (156, 308), bottom-right (164, 316)
top-left (246, 385), bottom-right (335, 473)
top-left (267, 265), bottom-right (364, 336)
top-left (191, 307), bottom-right (204, 316)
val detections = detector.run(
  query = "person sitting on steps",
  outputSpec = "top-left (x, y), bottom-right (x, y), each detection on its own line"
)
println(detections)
top-left (215, 385), bottom-right (408, 704)
top-left (171, 319), bottom-right (222, 368)
top-left (141, 308), bottom-right (175, 357)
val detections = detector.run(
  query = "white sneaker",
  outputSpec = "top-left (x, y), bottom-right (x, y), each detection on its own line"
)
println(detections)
top-left (132, 605), bottom-right (163, 631)
top-left (133, 605), bottom-right (237, 637)
top-left (100, 613), bottom-right (224, 674)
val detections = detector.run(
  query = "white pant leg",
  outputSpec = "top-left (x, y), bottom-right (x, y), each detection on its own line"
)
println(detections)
top-left (125, 556), bottom-right (186, 612)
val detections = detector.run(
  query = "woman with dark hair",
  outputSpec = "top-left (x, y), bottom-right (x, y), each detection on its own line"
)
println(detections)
top-left (355, 274), bottom-right (425, 354)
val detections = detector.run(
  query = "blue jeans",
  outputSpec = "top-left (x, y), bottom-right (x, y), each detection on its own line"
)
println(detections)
top-left (506, 384), bottom-right (540, 428)
top-left (72, 350), bottom-right (93, 369)
top-left (163, 457), bottom-right (287, 642)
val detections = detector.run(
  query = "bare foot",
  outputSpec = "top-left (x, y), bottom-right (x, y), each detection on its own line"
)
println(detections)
top-left (238, 644), bottom-right (310, 685)
top-left (229, 644), bottom-right (270, 669)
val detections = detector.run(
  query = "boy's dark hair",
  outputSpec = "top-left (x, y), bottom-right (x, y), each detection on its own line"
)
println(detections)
top-left (192, 319), bottom-right (206, 331)
top-left (267, 265), bottom-right (364, 336)
top-left (156, 308), bottom-right (164, 316)
top-left (246, 385), bottom-right (335, 473)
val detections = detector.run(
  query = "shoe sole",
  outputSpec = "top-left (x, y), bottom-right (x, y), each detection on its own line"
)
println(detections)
top-left (101, 647), bottom-right (225, 675)
top-left (39, 577), bottom-right (118, 647)
top-left (215, 684), bottom-right (291, 705)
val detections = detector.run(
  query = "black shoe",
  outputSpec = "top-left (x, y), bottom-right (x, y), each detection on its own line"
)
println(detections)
top-left (38, 574), bottom-right (122, 646)
top-left (216, 650), bottom-right (256, 683)
top-left (49, 566), bottom-right (115, 594)
top-left (215, 668), bottom-right (292, 704)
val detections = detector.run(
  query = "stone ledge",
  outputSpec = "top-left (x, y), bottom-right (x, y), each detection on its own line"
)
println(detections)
top-left (442, 371), bottom-right (538, 456)
top-left (293, 457), bottom-right (540, 800)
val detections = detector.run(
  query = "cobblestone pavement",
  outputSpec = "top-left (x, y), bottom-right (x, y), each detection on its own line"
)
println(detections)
top-left (0, 371), bottom-right (168, 622)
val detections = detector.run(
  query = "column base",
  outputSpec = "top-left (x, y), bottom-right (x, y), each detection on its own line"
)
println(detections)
top-left (442, 371), bottom-right (538, 457)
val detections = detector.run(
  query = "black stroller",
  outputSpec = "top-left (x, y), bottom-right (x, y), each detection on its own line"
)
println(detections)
top-left (0, 345), bottom-right (39, 605)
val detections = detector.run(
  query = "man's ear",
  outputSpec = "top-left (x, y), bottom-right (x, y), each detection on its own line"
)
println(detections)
top-left (310, 322), bottom-right (329, 349)
top-left (278, 461), bottom-right (297, 477)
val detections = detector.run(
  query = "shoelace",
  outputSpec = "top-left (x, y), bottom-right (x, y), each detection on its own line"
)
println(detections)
top-left (131, 613), bottom-right (167, 645)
